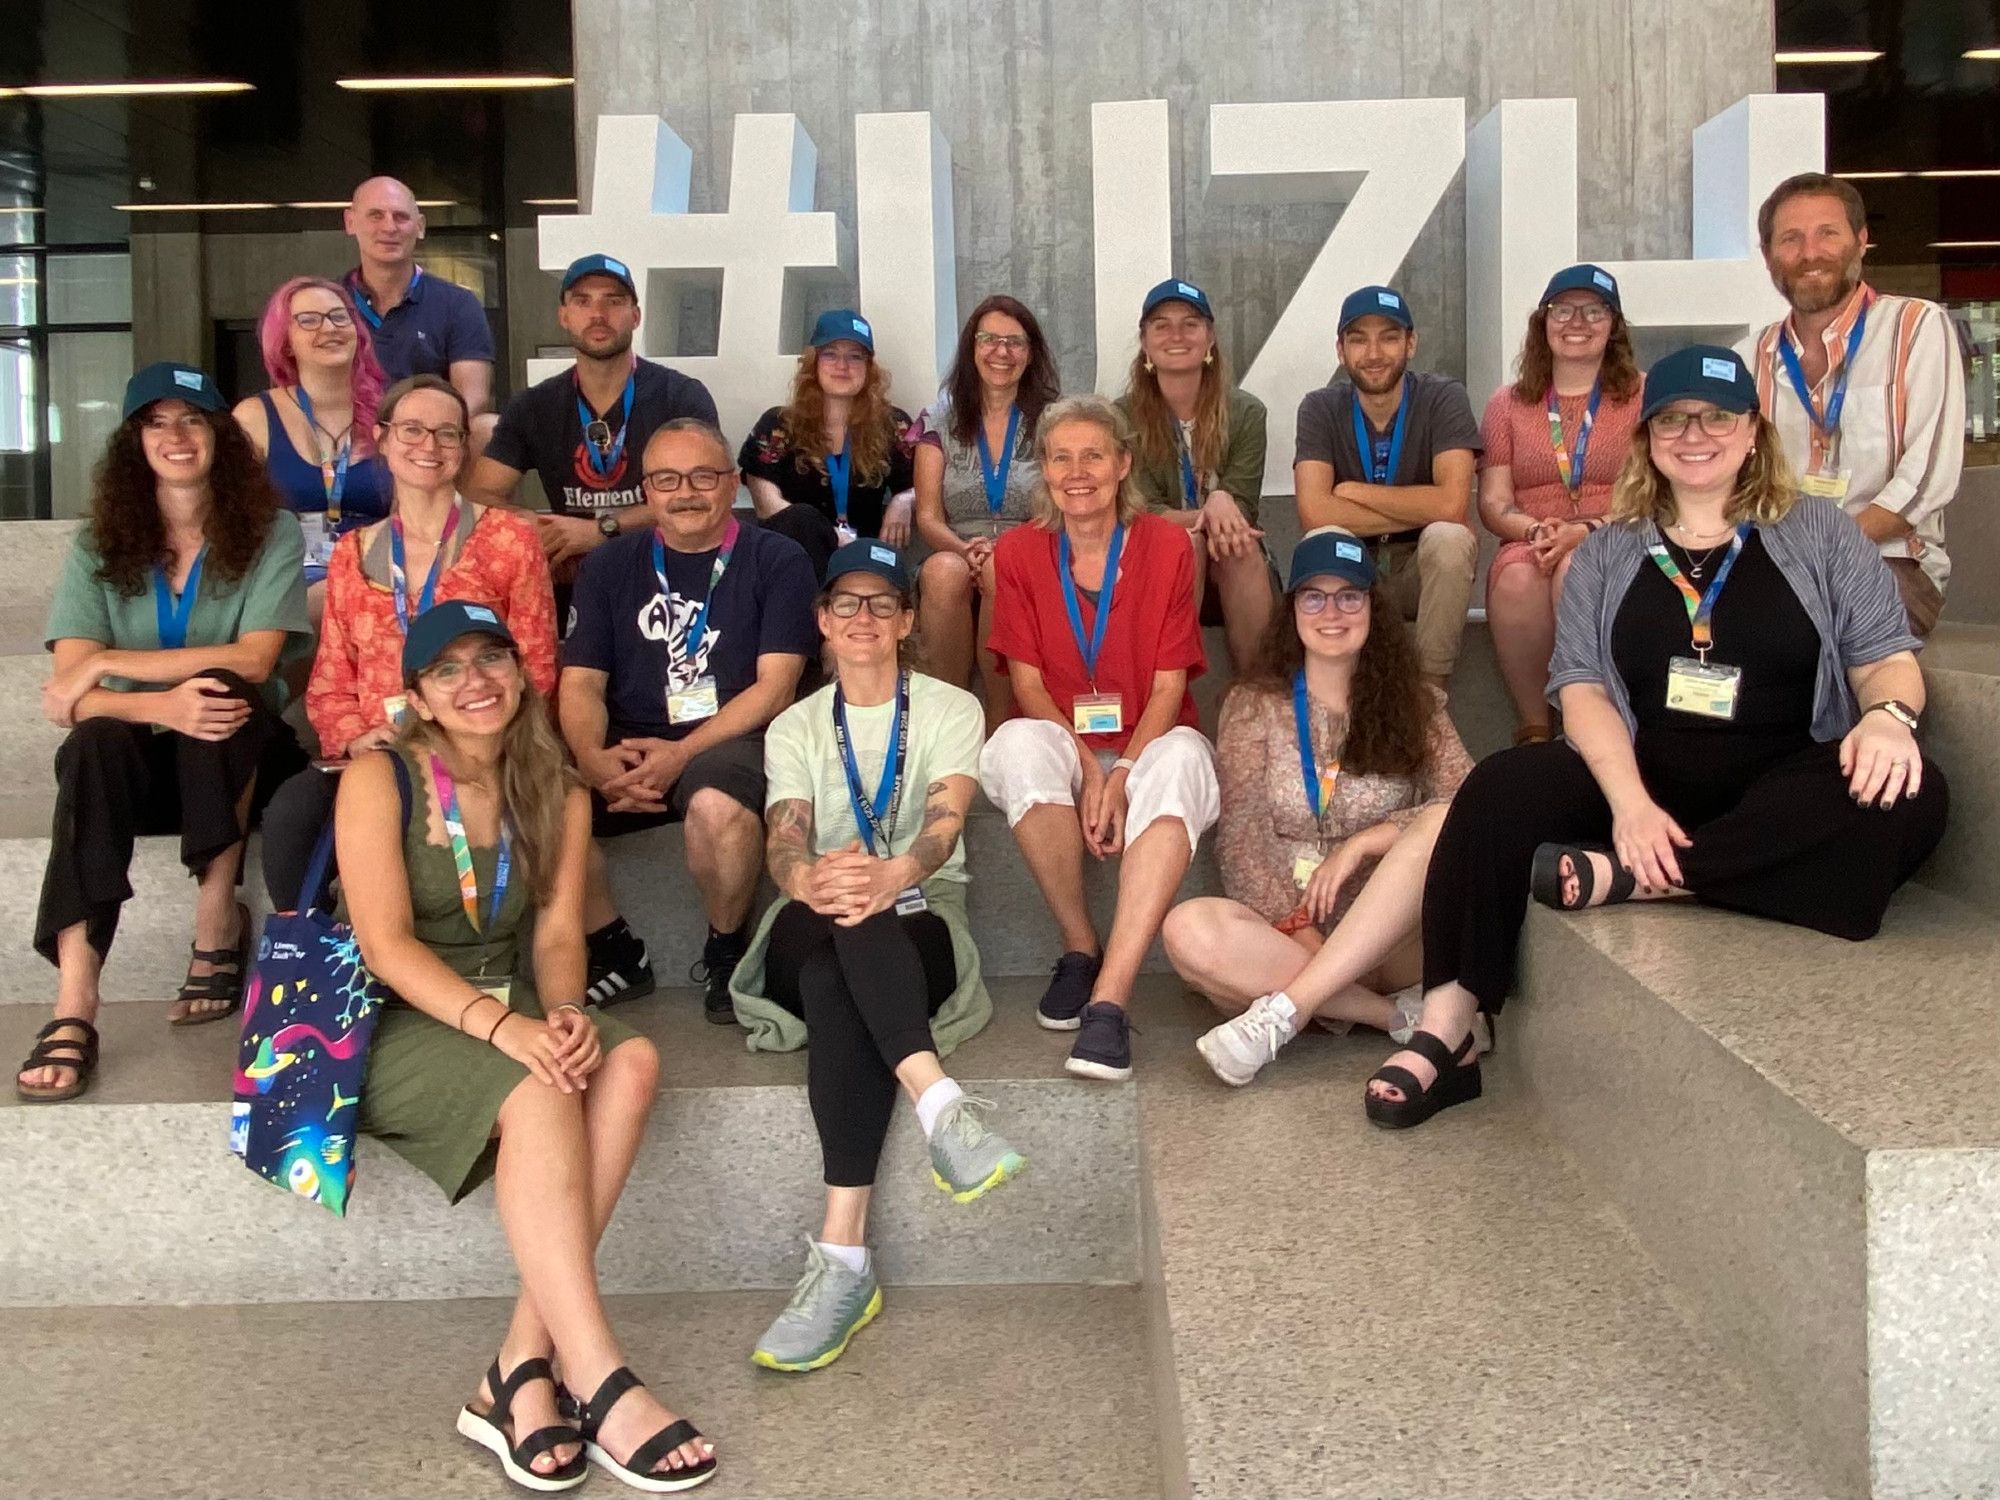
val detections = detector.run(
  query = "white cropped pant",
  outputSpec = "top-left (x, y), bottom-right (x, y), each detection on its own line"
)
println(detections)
top-left (977, 721), bottom-right (1220, 854)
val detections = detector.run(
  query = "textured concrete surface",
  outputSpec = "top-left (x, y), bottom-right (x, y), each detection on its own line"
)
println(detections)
top-left (0, 1285), bottom-right (1165, 1500)
top-left (1917, 663), bottom-right (2000, 918)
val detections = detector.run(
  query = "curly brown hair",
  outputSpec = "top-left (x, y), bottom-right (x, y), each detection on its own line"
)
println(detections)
top-left (1237, 582), bottom-right (1434, 777)
top-left (1511, 303), bottom-right (1642, 406)
top-left (942, 295), bottom-right (1060, 447)
top-left (89, 410), bottom-right (282, 597)
top-left (774, 345), bottom-right (903, 487)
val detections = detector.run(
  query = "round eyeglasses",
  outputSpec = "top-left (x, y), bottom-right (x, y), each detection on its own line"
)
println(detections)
top-left (1296, 587), bottom-right (1370, 616)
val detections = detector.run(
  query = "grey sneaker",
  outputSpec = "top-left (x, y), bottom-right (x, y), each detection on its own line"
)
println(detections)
top-left (751, 1239), bottom-right (882, 1373)
top-left (928, 1095), bottom-right (1027, 1202)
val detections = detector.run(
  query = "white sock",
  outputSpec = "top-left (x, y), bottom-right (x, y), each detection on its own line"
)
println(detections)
top-left (1262, 992), bottom-right (1302, 1039)
top-left (914, 1077), bottom-right (965, 1138)
top-left (815, 1240), bottom-right (869, 1275)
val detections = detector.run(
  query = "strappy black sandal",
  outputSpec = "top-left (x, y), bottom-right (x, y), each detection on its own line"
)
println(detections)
top-left (15, 1016), bottom-right (100, 1103)
top-left (577, 1366), bottom-right (718, 1493)
top-left (1365, 1027), bottom-right (1483, 1131)
top-left (455, 1357), bottom-right (588, 1493)
top-left (170, 900), bottom-right (252, 1026)
top-left (1530, 842), bottom-right (1636, 912)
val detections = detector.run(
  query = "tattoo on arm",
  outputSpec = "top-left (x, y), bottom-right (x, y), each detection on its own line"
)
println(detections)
top-left (767, 798), bottom-right (816, 892)
top-left (903, 779), bottom-right (965, 882)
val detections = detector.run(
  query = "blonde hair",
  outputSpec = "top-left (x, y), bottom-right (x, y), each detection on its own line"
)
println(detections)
top-left (1608, 410), bottom-right (1800, 529)
top-left (1123, 336), bottom-right (1233, 478)
top-left (1032, 394), bottom-right (1147, 530)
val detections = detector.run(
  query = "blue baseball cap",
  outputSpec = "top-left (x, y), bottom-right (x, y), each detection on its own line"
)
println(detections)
top-left (1338, 285), bottom-right (1413, 334)
top-left (402, 600), bottom-right (519, 679)
top-left (1541, 263), bottom-right (1621, 312)
top-left (1141, 278), bottom-right (1215, 321)
top-left (810, 309), bottom-right (875, 353)
top-left (560, 254), bottom-right (637, 297)
top-left (122, 362), bottom-right (225, 421)
top-left (1639, 345), bottom-right (1759, 424)
top-left (823, 538), bottom-right (910, 592)
top-left (1287, 526), bottom-right (1377, 592)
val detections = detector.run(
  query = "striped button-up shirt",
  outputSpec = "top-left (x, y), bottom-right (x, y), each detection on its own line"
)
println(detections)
top-left (1741, 284), bottom-right (1965, 592)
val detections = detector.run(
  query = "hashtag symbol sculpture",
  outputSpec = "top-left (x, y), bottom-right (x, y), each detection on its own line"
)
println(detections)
top-left (530, 112), bottom-right (853, 445)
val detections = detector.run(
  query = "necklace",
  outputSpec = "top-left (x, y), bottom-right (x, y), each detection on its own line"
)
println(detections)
top-left (1671, 537), bottom-right (1729, 581)
top-left (1668, 516), bottom-right (1735, 543)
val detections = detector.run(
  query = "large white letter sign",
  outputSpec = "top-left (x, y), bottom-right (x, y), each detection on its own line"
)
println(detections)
top-left (1207, 99), bottom-right (1467, 495)
top-left (855, 112), bottom-right (958, 409)
top-left (531, 113), bottom-right (852, 444)
top-left (1091, 100), bottom-right (1173, 393)
top-left (1464, 93), bottom-right (1824, 401)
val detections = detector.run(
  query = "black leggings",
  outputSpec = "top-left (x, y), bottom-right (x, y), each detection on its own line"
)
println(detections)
top-left (1422, 737), bottom-right (1950, 1012)
top-left (765, 901), bottom-right (957, 1187)
top-left (34, 669), bottom-right (301, 962)
top-left (262, 764), bottom-right (339, 912)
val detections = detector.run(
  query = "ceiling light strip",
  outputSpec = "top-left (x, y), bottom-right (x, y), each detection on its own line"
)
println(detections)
top-left (334, 75), bottom-right (573, 92)
top-left (0, 80), bottom-right (254, 97)
top-left (1773, 49), bottom-right (1884, 64)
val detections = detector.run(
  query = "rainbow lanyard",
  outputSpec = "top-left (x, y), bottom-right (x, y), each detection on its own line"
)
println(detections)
top-left (652, 518), bottom-right (740, 653)
top-left (1292, 669), bottom-right (1341, 843)
top-left (390, 502), bottom-right (459, 631)
top-left (1644, 524), bottom-right (1750, 662)
top-left (294, 385), bottom-right (351, 517)
top-left (428, 754), bottom-right (511, 936)
top-left (1546, 381), bottom-right (1602, 497)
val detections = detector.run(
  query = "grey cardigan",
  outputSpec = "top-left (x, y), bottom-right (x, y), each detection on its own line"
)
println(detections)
top-left (1547, 495), bottom-right (1921, 743)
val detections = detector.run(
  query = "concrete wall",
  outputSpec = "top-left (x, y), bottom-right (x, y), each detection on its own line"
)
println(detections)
top-left (570, 0), bottom-right (1774, 400)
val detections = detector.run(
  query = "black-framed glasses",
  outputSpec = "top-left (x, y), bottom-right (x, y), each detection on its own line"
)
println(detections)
top-left (1649, 409), bottom-right (1744, 438)
top-left (292, 308), bottom-right (354, 332)
top-left (1296, 586), bottom-right (1370, 616)
top-left (972, 331), bottom-right (1031, 352)
top-left (387, 419), bottom-right (467, 450)
top-left (422, 645), bottom-right (517, 686)
top-left (826, 590), bottom-right (905, 619)
top-left (642, 466), bottom-right (735, 494)
top-left (1545, 302), bottom-right (1611, 327)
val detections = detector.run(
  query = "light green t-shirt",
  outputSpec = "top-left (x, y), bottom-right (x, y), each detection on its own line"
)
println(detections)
top-left (44, 511), bottom-right (313, 710)
top-left (764, 671), bottom-right (985, 884)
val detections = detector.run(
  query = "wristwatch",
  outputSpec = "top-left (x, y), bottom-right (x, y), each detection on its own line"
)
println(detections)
top-left (1865, 698), bottom-right (1920, 732)
top-left (596, 512), bottom-right (621, 539)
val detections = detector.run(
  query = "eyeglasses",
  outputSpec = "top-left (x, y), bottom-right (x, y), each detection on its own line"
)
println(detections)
top-left (387, 419), bottom-right (467, 450)
top-left (817, 347), bottom-right (869, 367)
top-left (642, 465), bottom-right (735, 494)
top-left (1296, 587), bottom-right (1370, 616)
top-left (292, 308), bottom-right (354, 332)
top-left (826, 590), bottom-right (905, 619)
top-left (973, 332), bottom-right (1031, 353)
top-left (142, 412), bottom-right (208, 434)
top-left (1649, 409), bottom-right (1745, 438)
top-left (422, 645), bottom-right (516, 686)
top-left (1545, 302), bottom-right (1611, 327)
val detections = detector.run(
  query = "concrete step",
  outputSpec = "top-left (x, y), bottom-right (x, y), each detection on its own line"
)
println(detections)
top-left (0, 520), bottom-right (78, 657)
top-left (1919, 659), bottom-right (1999, 917)
top-left (4, 1283), bottom-right (1167, 1500)
top-left (1507, 884), bottom-right (2000, 1499)
top-left (0, 980), bottom-right (1146, 1308)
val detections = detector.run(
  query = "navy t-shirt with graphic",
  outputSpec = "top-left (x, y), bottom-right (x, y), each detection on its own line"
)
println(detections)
top-left (562, 522), bottom-right (818, 740)
top-left (485, 358), bottom-right (719, 518)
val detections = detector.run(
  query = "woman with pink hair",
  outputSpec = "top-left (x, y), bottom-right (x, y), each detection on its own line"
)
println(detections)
top-left (233, 277), bottom-right (393, 619)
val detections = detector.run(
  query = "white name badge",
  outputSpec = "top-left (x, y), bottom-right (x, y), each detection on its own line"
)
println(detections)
top-left (482, 980), bottom-right (513, 1010)
top-left (894, 885), bottom-right (929, 916)
top-left (382, 693), bottom-right (409, 726)
top-left (1072, 692), bottom-right (1124, 736)
top-left (1666, 656), bottom-right (1742, 720)
top-left (298, 511), bottom-right (337, 570)
top-left (1800, 467), bottom-right (1850, 500)
top-left (1293, 853), bottom-right (1323, 889)
top-left (666, 676), bottom-right (720, 725)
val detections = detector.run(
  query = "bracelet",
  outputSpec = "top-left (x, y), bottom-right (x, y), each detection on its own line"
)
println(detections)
top-left (456, 996), bottom-right (485, 1034)
top-left (1111, 758), bottom-right (1136, 773)
top-left (485, 1008), bottom-right (513, 1046)
top-left (551, 1003), bottom-right (584, 1020)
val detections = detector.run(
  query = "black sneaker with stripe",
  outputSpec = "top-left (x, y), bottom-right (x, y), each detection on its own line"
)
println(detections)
top-left (584, 922), bottom-right (656, 1009)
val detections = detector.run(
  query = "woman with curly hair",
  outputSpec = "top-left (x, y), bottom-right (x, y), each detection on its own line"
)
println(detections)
top-left (1163, 526), bottom-right (1473, 1089)
top-left (232, 276), bottom-right (393, 611)
top-left (18, 363), bottom-right (311, 1102)
top-left (738, 309), bottom-right (916, 581)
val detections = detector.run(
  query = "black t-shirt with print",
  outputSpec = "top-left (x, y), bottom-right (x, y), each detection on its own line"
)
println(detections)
top-left (736, 405), bottom-right (916, 539)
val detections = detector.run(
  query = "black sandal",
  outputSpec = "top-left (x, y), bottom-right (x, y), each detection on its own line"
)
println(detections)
top-left (577, 1366), bottom-right (717, 1493)
top-left (1365, 1027), bottom-right (1483, 1131)
top-left (15, 1016), bottom-right (100, 1103)
top-left (1530, 842), bottom-right (1636, 912)
top-left (170, 900), bottom-right (251, 1026)
top-left (455, 1357), bottom-right (587, 1493)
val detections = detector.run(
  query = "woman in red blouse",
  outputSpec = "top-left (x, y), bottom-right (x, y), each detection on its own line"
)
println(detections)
top-left (1476, 265), bottom-right (1642, 744)
top-left (978, 394), bottom-right (1218, 1083)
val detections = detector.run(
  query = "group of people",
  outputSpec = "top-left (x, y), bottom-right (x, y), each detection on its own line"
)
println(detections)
top-left (15, 170), bottom-right (1962, 1494)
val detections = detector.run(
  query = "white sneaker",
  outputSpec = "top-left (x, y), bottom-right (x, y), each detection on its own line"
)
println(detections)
top-left (1194, 995), bottom-right (1297, 1087)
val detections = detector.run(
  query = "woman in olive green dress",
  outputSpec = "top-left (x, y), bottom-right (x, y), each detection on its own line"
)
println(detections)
top-left (336, 599), bottom-right (717, 1494)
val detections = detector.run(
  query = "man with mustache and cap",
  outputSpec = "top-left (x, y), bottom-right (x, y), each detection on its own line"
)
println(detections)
top-left (1742, 173), bottom-right (1966, 637)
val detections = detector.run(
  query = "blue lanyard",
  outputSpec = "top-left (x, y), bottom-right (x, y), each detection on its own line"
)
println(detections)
top-left (825, 435), bottom-right (852, 523)
top-left (976, 406), bottom-right (1022, 516)
top-left (152, 549), bottom-right (207, 649)
top-left (1291, 669), bottom-right (1341, 824)
top-left (349, 264), bottom-right (420, 331)
top-left (389, 504), bottom-right (457, 631)
top-left (1776, 298), bottom-right (1869, 440)
top-left (574, 365), bottom-right (637, 478)
top-left (293, 385), bottom-right (351, 512)
top-left (1349, 378), bottom-right (1410, 484)
top-left (653, 520), bottom-right (739, 656)
top-left (833, 673), bottom-right (910, 855)
top-left (1547, 381), bottom-right (1602, 496)
top-left (1178, 428), bottom-right (1199, 508)
top-left (429, 754), bottom-right (512, 935)
top-left (1058, 523), bottom-right (1126, 688)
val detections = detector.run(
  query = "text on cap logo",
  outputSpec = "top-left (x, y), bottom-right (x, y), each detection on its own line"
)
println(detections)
top-left (605, 257), bottom-right (628, 277)
top-left (1335, 539), bottom-right (1364, 561)
top-left (853, 317), bottom-right (871, 337)
top-left (1593, 269), bottom-right (1615, 290)
top-left (869, 545), bottom-right (896, 565)
top-left (1701, 357), bottom-right (1737, 381)
top-left (173, 370), bottom-right (203, 389)
top-left (1378, 291), bottom-right (1402, 308)
top-left (1177, 281), bottom-right (1199, 299)
top-left (464, 605), bottom-right (499, 624)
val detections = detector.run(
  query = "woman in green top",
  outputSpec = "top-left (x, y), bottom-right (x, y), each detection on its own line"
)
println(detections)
top-left (18, 362), bottom-right (311, 1104)
top-left (1117, 278), bottom-right (1275, 673)
top-left (337, 600), bottom-right (716, 1493)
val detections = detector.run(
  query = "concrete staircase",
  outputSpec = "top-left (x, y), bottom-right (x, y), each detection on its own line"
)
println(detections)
top-left (2, 517), bottom-right (1997, 1497)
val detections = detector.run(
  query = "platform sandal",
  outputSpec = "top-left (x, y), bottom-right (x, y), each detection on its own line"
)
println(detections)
top-left (169, 900), bottom-right (252, 1026)
top-left (576, 1366), bottom-right (717, 1493)
top-left (15, 1016), bottom-right (100, 1103)
top-left (1364, 1027), bottom-right (1483, 1131)
top-left (456, 1356), bottom-right (587, 1493)
top-left (1530, 842), bottom-right (1635, 912)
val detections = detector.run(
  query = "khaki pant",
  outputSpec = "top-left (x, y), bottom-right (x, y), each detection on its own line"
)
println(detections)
top-left (1374, 522), bottom-right (1479, 679)
top-left (1885, 558), bottom-right (1943, 639)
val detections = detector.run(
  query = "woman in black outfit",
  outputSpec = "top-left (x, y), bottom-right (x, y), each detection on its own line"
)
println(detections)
top-left (1375, 345), bottom-right (1948, 1130)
